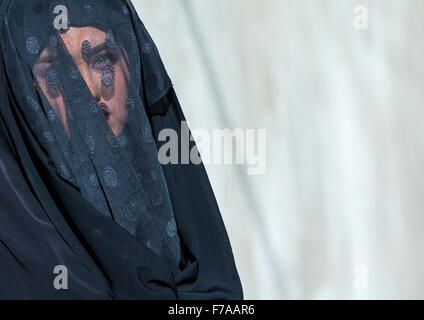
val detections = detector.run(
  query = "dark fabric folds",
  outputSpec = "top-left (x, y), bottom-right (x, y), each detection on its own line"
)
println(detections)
top-left (0, 0), bottom-right (243, 299)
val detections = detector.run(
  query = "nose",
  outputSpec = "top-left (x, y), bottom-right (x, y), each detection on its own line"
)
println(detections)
top-left (79, 66), bottom-right (101, 101)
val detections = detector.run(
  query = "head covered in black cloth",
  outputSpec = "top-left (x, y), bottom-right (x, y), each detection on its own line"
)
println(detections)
top-left (0, 0), bottom-right (243, 299)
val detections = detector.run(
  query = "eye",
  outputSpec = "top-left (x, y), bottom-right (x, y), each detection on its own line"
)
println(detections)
top-left (91, 51), bottom-right (118, 69)
top-left (33, 61), bottom-right (55, 79)
top-left (92, 54), bottom-right (110, 68)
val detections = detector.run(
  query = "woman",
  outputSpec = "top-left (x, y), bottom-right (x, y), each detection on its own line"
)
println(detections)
top-left (0, 0), bottom-right (243, 299)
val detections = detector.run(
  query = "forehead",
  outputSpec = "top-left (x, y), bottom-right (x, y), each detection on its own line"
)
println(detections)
top-left (60, 26), bottom-right (106, 54)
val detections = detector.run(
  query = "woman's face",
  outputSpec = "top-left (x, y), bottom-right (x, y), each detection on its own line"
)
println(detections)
top-left (33, 27), bottom-right (129, 136)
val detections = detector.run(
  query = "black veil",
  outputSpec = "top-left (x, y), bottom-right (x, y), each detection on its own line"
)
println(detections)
top-left (0, 0), bottom-right (243, 299)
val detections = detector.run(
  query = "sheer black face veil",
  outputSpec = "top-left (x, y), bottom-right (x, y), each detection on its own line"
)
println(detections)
top-left (0, 0), bottom-right (242, 299)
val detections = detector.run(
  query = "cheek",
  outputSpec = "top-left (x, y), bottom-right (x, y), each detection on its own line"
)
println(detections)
top-left (110, 66), bottom-right (129, 116)
top-left (35, 77), bottom-right (70, 136)
top-left (106, 68), bottom-right (128, 136)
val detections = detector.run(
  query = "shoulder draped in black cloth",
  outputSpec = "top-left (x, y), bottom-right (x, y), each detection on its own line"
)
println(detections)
top-left (0, 0), bottom-right (243, 299)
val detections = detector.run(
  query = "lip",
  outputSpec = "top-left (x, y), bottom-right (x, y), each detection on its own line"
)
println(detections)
top-left (99, 103), bottom-right (111, 119)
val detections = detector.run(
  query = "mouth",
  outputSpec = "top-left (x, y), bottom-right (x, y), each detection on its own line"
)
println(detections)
top-left (99, 103), bottom-right (111, 120)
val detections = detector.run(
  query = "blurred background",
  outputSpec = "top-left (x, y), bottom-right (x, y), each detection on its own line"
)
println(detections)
top-left (133, 0), bottom-right (424, 299)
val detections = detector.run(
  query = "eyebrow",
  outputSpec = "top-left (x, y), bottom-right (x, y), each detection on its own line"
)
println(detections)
top-left (35, 41), bottom-right (113, 66)
top-left (81, 42), bottom-right (109, 59)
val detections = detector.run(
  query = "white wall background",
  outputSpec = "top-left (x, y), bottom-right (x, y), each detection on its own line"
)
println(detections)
top-left (133, 0), bottom-right (424, 299)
